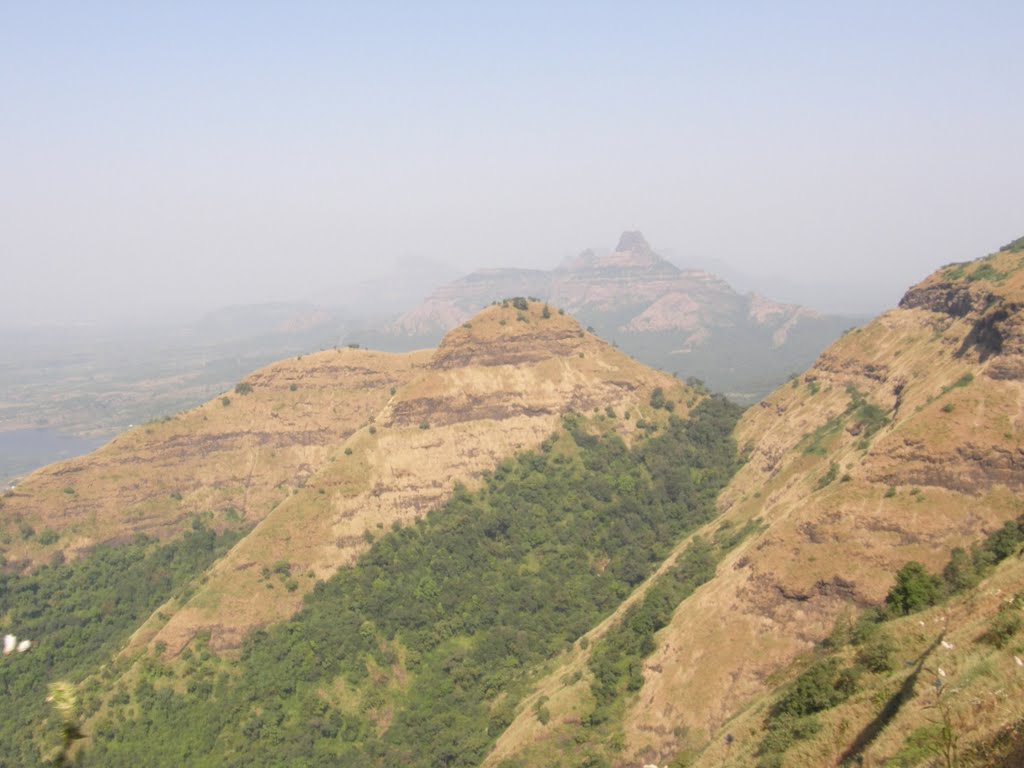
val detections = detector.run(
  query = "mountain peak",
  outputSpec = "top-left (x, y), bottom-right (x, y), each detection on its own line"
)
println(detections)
top-left (615, 230), bottom-right (652, 255)
top-left (431, 298), bottom-right (589, 369)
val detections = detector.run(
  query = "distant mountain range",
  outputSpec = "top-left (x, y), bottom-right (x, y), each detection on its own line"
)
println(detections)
top-left (0, 232), bottom-right (861, 482)
top-left (356, 231), bottom-right (862, 402)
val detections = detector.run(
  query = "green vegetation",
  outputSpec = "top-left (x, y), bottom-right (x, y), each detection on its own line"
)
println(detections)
top-left (968, 263), bottom-right (1009, 283)
top-left (0, 522), bottom-right (245, 766)
top-left (885, 561), bottom-right (942, 615)
top-left (943, 263), bottom-right (968, 281)
top-left (799, 387), bottom-right (891, 458)
top-left (801, 415), bottom-right (845, 456)
top-left (1000, 235), bottom-right (1024, 253)
top-left (587, 517), bottom-right (762, 736)
top-left (846, 385), bottom-right (890, 445)
top-left (755, 514), bottom-right (1024, 767)
top-left (649, 387), bottom-right (676, 412)
top-left (815, 461), bottom-right (839, 490)
top-left (758, 657), bottom-right (859, 766)
top-left (81, 397), bottom-right (741, 767)
top-left (941, 372), bottom-right (974, 396)
top-left (234, 382), bottom-right (253, 395)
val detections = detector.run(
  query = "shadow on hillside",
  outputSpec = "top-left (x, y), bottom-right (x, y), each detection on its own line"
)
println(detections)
top-left (838, 633), bottom-right (945, 766)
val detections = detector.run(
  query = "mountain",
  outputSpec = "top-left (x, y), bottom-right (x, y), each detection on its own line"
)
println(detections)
top-left (3, 238), bottom-right (1024, 766)
top-left (1, 301), bottom-right (699, 649)
top-left (0, 302), bottom-right (351, 483)
top-left (363, 231), bottom-right (859, 403)
top-left (485, 237), bottom-right (1024, 767)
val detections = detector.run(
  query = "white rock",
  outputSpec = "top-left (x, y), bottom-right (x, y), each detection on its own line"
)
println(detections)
top-left (16, 639), bottom-right (30, 653)
top-left (2, 634), bottom-right (15, 655)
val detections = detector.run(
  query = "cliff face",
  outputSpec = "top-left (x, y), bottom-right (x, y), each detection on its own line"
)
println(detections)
top-left (485, 242), bottom-right (1024, 767)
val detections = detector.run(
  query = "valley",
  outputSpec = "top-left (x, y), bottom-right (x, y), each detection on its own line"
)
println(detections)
top-left (0, 241), bottom-right (1023, 766)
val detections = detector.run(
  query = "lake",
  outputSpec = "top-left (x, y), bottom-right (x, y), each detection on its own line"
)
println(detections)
top-left (0, 428), bottom-right (109, 484)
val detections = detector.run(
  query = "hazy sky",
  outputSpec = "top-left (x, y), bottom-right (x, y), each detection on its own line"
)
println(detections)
top-left (2, 2), bottom-right (1022, 324)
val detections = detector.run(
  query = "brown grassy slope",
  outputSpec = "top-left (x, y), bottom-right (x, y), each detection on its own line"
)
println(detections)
top-left (694, 550), bottom-right (1024, 768)
top-left (486, 246), bottom-right (1024, 766)
top-left (623, 247), bottom-right (1024, 765)
top-left (134, 301), bottom-right (697, 655)
top-left (0, 348), bottom-right (428, 568)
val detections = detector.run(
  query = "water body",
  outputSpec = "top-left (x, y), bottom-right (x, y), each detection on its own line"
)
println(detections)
top-left (0, 428), bottom-right (108, 484)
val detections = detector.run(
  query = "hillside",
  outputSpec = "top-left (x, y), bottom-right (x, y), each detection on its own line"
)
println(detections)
top-left (4, 241), bottom-right (1024, 767)
top-left (486, 239), bottom-right (1024, 767)
top-left (0, 300), bottom-right (723, 765)
top-left (364, 232), bottom-right (856, 402)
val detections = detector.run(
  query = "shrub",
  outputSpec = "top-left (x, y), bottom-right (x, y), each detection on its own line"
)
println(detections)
top-left (419, 421), bottom-right (430, 430)
top-left (857, 630), bottom-right (895, 672)
top-left (221, 397), bottom-right (231, 407)
top-left (512, 297), bottom-right (529, 310)
top-left (816, 462), bottom-right (839, 490)
top-left (37, 529), bottom-right (59, 546)
top-left (774, 658), bottom-right (851, 718)
top-left (1000, 235), bottom-right (1024, 253)
top-left (886, 561), bottom-right (941, 615)
top-left (968, 264), bottom-right (1008, 282)
top-left (289, 383), bottom-right (298, 392)
top-left (650, 387), bottom-right (666, 409)
top-left (981, 607), bottom-right (1022, 648)
top-left (234, 382), bottom-right (253, 395)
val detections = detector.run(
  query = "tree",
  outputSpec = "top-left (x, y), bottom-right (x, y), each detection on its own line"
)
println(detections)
top-left (886, 561), bottom-right (941, 615)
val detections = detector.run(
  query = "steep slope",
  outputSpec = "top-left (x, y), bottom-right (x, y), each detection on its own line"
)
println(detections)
top-left (139, 301), bottom-right (695, 655)
top-left (486, 240), bottom-right (1024, 766)
top-left (0, 348), bottom-right (428, 569)
top-left (1, 300), bottom-right (720, 765)
top-left (370, 232), bottom-right (855, 402)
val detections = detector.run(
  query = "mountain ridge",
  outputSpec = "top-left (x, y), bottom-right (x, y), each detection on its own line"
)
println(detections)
top-left (485, 238), bottom-right (1024, 767)
top-left (371, 232), bottom-right (854, 402)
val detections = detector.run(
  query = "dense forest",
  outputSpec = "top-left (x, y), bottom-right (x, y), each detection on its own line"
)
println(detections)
top-left (5, 398), bottom-right (741, 767)
top-left (0, 523), bottom-right (246, 767)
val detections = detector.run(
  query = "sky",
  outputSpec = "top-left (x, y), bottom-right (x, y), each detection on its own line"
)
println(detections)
top-left (1, 1), bottom-right (1022, 324)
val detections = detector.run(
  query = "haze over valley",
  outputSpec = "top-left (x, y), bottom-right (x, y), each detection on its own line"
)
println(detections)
top-left (2, 3), bottom-right (1023, 767)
